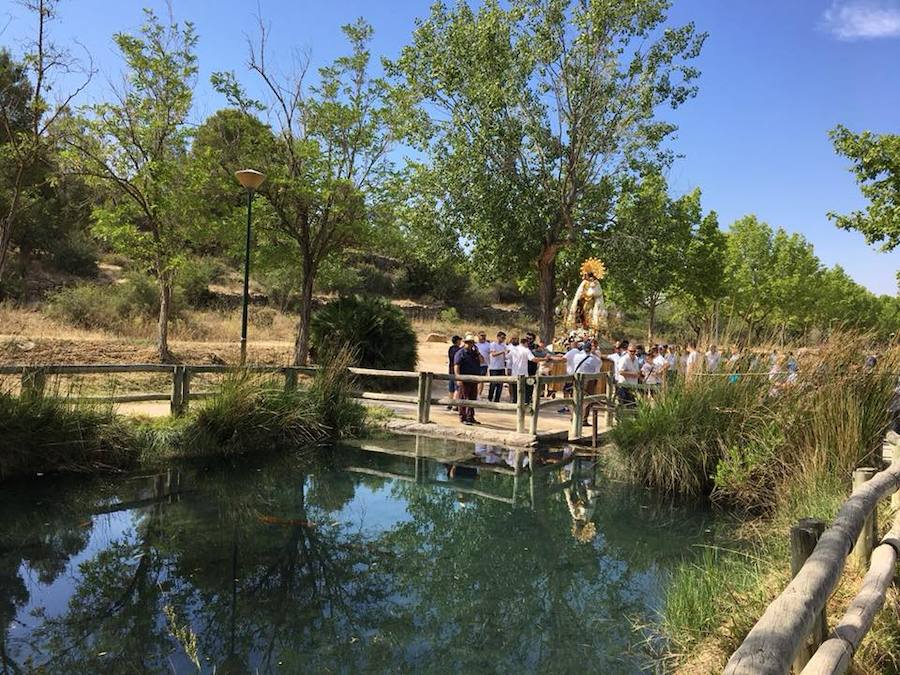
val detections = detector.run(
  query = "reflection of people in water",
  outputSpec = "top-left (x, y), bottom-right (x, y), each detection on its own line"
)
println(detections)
top-left (474, 443), bottom-right (505, 465)
top-left (563, 459), bottom-right (600, 543)
top-left (445, 463), bottom-right (478, 479)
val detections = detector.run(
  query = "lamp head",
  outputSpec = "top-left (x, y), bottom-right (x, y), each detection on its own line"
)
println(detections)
top-left (235, 169), bottom-right (265, 191)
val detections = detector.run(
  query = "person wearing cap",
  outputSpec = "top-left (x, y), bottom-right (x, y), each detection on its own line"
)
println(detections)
top-left (454, 333), bottom-right (483, 425)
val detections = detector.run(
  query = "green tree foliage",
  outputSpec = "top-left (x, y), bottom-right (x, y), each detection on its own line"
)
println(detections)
top-left (211, 19), bottom-right (398, 365)
top-left (62, 10), bottom-right (199, 361)
top-left (310, 295), bottom-right (417, 371)
top-left (606, 173), bottom-right (701, 340)
top-left (387, 0), bottom-right (706, 341)
top-left (829, 125), bottom-right (900, 252)
top-left (677, 211), bottom-right (727, 337)
top-left (0, 1), bottom-right (92, 286)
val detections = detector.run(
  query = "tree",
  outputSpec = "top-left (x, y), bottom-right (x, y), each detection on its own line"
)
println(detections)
top-left (829, 125), bottom-right (900, 251)
top-left (62, 10), bottom-right (198, 361)
top-left (388, 0), bottom-right (706, 341)
top-left (212, 18), bottom-right (397, 365)
top-left (677, 210), bottom-right (726, 338)
top-left (605, 173), bottom-right (699, 341)
top-left (0, 0), bottom-right (92, 285)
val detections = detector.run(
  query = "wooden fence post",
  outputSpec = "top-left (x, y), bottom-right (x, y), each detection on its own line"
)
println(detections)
top-left (170, 366), bottom-right (184, 416)
top-left (790, 517), bottom-right (827, 673)
top-left (570, 373), bottom-right (584, 439)
top-left (422, 372), bottom-right (433, 424)
top-left (529, 375), bottom-right (541, 436)
top-left (516, 375), bottom-right (528, 434)
top-left (181, 367), bottom-right (192, 413)
top-left (416, 372), bottom-right (427, 423)
top-left (20, 367), bottom-right (46, 401)
top-left (606, 372), bottom-right (615, 429)
top-left (592, 408), bottom-right (599, 448)
top-left (284, 368), bottom-right (298, 392)
top-left (851, 467), bottom-right (878, 570)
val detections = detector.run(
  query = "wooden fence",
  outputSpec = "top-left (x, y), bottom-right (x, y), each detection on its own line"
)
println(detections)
top-left (0, 363), bottom-right (656, 437)
top-left (724, 460), bottom-right (900, 675)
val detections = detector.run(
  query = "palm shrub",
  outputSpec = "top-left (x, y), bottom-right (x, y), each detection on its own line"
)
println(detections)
top-left (310, 295), bottom-right (417, 371)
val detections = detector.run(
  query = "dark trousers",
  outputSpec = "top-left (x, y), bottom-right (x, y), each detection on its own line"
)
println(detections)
top-left (488, 369), bottom-right (505, 402)
top-left (458, 381), bottom-right (478, 421)
top-left (617, 385), bottom-right (635, 406)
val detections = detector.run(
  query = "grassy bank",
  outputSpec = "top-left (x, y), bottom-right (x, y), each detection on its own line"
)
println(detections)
top-left (610, 335), bottom-right (900, 672)
top-left (0, 352), bottom-right (367, 481)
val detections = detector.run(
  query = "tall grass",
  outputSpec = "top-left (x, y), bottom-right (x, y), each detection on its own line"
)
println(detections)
top-left (0, 392), bottom-right (138, 480)
top-left (612, 333), bottom-right (898, 512)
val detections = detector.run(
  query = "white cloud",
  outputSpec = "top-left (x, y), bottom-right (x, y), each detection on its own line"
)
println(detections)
top-left (822, 0), bottom-right (900, 40)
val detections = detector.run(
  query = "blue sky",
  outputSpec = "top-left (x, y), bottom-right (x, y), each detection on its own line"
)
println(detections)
top-left (2, 0), bottom-right (898, 295)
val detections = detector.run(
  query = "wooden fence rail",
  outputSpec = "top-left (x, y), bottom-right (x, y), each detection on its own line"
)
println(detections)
top-left (724, 459), bottom-right (900, 675)
top-left (1, 363), bottom-right (657, 436)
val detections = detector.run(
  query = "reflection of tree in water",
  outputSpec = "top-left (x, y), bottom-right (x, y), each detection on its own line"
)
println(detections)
top-left (1, 449), bottom-right (719, 674)
top-left (380, 471), bottom-right (660, 674)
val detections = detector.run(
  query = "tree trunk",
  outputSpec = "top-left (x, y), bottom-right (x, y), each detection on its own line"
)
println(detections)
top-left (646, 302), bottom-right (656, 344)
top-left (293, 272), bottom-right (315, 366)
top-left (157, 273), bottom-right (173, 363)
top-left (537, 245), bottom-right (558, 344)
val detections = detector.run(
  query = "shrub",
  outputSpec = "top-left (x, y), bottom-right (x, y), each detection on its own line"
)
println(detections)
top-left (46, 272), bottom-right (183, 332)
top-left (249, 306), bottom-right (277, 328)
top-left (177, 258), bottom-right (219, 308)
top-left (51, 231), bottom-right (99, 277)
top-left (310, 295), bottom-right (417, 371)
top-left (439, 306), bottom-right (461, 324)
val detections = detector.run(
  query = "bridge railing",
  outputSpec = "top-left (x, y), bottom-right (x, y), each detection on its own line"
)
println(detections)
top-left (0, 363), bottom-right (650, 437)
top-left (725, 459), bottom-right (900, 675)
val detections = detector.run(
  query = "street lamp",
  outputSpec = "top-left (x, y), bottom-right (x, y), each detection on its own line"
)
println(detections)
top-left (235, 169), bottom-right (265, 365)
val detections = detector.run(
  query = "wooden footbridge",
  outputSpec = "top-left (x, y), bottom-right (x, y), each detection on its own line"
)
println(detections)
top-left (0, 363), bottom-right (650, 446)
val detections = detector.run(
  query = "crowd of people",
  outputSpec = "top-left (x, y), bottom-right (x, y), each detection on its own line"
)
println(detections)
top-left (446, 330), bottom-right (804, 426)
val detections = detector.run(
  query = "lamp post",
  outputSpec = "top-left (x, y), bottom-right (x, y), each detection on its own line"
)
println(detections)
top-left (234, 169), bottom-right (265, 365)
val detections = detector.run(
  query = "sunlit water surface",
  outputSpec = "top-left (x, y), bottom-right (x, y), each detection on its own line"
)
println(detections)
top-left (1, 436), bottom-right (722, 674)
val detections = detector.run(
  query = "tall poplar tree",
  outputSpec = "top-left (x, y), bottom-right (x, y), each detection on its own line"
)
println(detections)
top-left (388, 0), bottom-right (705, 340)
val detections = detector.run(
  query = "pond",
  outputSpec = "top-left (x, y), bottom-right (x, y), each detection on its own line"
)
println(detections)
top-left (1, 436), bottom-right (721, 674)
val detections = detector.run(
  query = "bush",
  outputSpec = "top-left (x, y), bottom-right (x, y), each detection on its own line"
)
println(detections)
top-left (310, 295), bottom-right (417, 371)
top-left (249, 306), bottom-right (277, 328)
top-left (439, 306), bottom-right (461, 324)
top-left (177, 258), bottom-right (219, 308)
top-left (46, 272), bottom-right (182, 331)
top-left (51, 231), bottom-right (99, 277)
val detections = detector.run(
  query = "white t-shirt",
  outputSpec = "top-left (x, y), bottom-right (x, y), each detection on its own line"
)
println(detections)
top-left (607, 351), bottom-right (621, 379)
top-left (488, 342), bottom-right (507, 370)
top-left (686, 350), bottom-right (701, 374)
top-left (564, 348), bottom-right (581, 375)
top-left (618, 354), bottom-right (640, 383)
top-left (476, 341), bottom-right (492, 366)
top-left (643, 355), bottom-right (666, 385)
top-left (666, 353), bottom-right (676, 371)
top-left (573, 352), bottom-right (602, 374)
top-left (507, 344), bottom-right (534, 376)
top-left (706, 351), bottom-right (721, 371)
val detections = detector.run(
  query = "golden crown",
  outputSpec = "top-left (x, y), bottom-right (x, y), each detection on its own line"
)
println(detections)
top-left (579, 257), bottom-right (606, 280)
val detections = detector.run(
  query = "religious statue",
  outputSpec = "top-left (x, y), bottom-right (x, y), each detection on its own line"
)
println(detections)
top-left (567, 258), bottom-right (607, 332)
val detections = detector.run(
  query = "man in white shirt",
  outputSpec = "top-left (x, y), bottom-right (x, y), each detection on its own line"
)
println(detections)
top-left (642, 346), bottom-right (665, 385)
top-left (617, 344), bottom-right (640, 404)
top-left (476, 331), bottom-right (492, 396)
top-left (506, 336), bottom-right (540, 403)
top-left (606, 340), bottom-right (626, 382)
top-left (487, 332), bottom-right (508, 402)
top-left (685, 341), bottom-right (702, 378)
top-left (573, 342), bottom-right (603, 424)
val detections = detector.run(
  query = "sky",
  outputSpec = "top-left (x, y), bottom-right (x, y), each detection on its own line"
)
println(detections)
top-left (1, 0), bottom-right (898, 296)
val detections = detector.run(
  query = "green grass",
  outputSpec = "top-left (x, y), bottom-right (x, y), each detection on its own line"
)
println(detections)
top-left (1, 349), bottom-right (367, 478)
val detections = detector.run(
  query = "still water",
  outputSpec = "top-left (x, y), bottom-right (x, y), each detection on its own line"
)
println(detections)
top-left (1, 436), bottom-right (720, 674)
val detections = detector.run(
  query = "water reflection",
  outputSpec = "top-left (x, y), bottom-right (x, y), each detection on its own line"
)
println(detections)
top-left (1, 438), bottom-right (718, 674)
